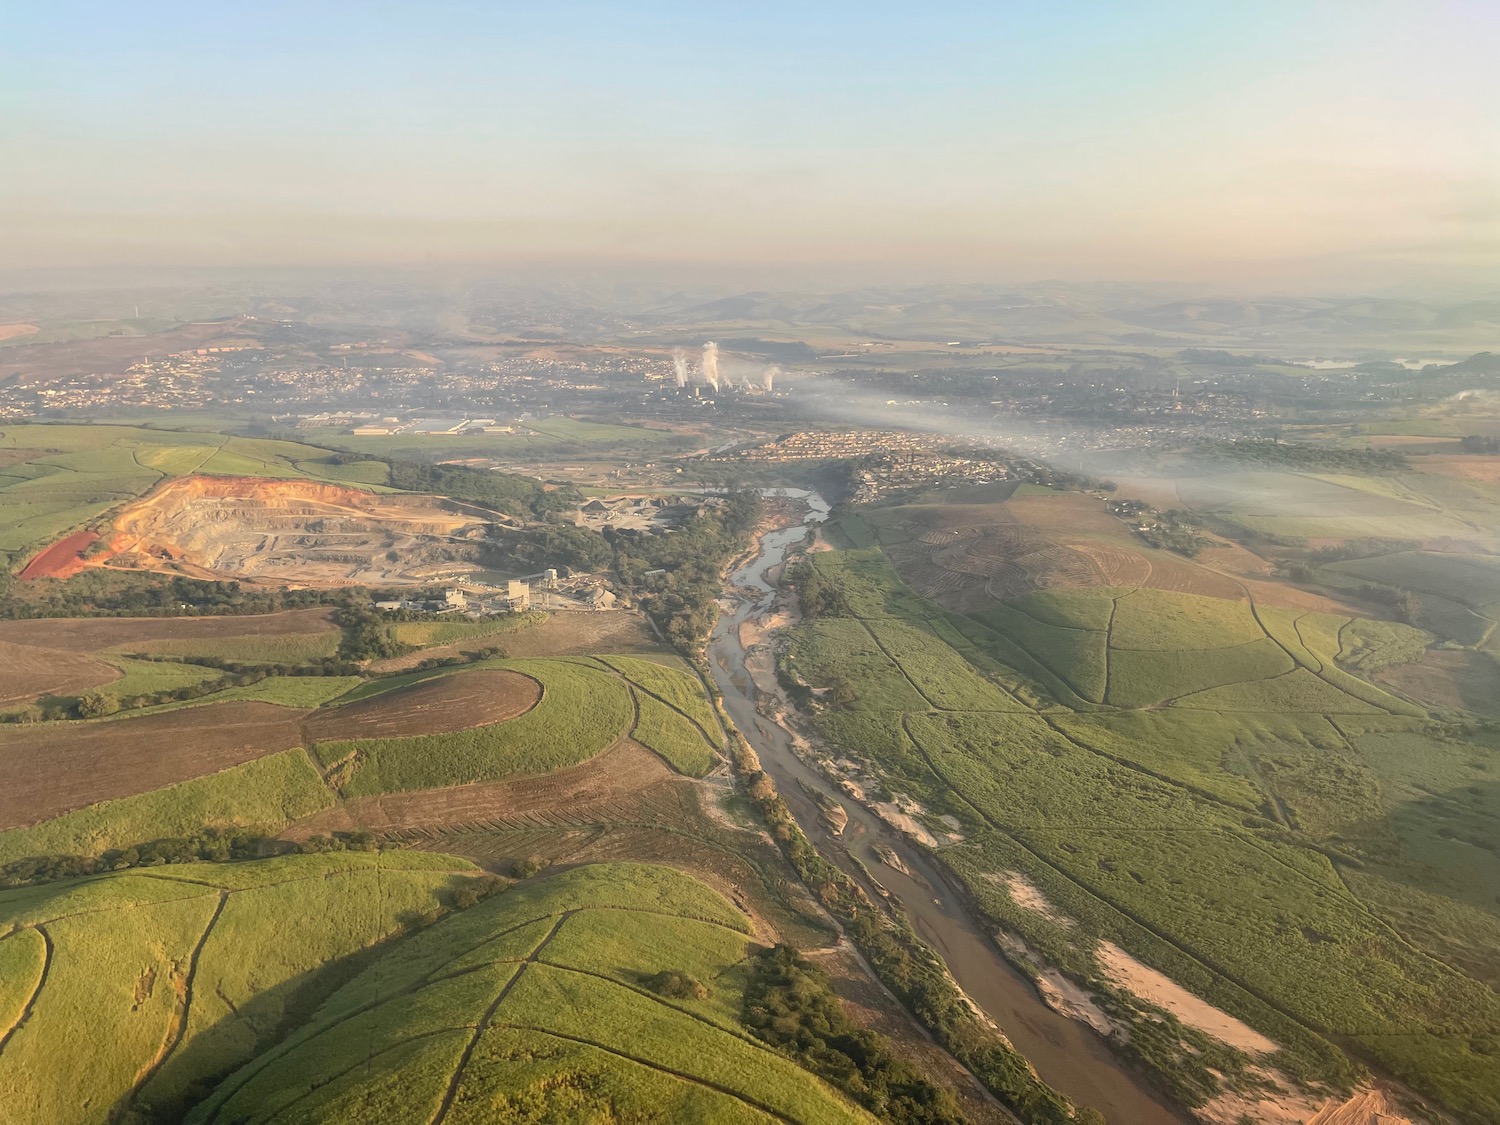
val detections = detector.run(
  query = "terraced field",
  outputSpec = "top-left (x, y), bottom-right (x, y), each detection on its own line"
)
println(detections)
top-left (185, 863), bottom-right (874, 1125)
top-left (790, 499), bottom-right (1500, 1124)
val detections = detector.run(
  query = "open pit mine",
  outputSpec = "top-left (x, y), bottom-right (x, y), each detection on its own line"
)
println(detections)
top-left (83, 476), bottom-right (517, 587)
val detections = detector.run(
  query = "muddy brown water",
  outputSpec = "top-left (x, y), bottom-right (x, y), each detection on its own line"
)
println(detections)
top-left (708, 489), bottom-right (1189, 1125)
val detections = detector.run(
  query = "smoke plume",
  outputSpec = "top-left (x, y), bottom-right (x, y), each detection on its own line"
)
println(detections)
top-left (672, 348), bottom-right (688, 389)
top-left (764, 364), bottom-right (781, 392)
top-left (701, 341), bottom-right (720, 392)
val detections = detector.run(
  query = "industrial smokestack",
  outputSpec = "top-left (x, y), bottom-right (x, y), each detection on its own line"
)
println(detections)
top-left (672, 349), bottom-right (688, 389)
top-left (701, 341), bottom-right (720, 393)
top-left (764, 365), bottom-right (781, 393)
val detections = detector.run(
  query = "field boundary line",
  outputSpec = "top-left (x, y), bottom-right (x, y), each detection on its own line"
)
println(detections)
top-left (491, 1022), bottom-right (804, 1125)
top-left (857, 618), bottom-right (941, 710)
top-left (126, 890), bottom-right (229, 1106)
top-left (430, 910), bottom-right (573, 1125)
top-left (529, 960), bottom-right (776, 1052)
top-left (0, 925), bottom-right (52, 1056)
top-left (899, 716), bottom-right (1336, 1044)
top-left (599, 657), bottom-right (725, 751)
top-left (254, 1028), bottom-right (468, 1125)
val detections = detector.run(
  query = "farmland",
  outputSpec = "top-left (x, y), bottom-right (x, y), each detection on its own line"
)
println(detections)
top-left (186, 863), bottom-right (874, 1125)
top-left (0, 850), bottom-right (486, 1125)
top-left (327, 659), bottom-right (636, 795)
top-left (0, 701), bottom-right (307, 830)
top-left (786, 484), bottom-right (1500, 1124)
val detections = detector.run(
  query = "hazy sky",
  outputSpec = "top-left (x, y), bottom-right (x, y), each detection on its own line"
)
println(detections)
top-left (3, 1), bottom-right (1497, 290)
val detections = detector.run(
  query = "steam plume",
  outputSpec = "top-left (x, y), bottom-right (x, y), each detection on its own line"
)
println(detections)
top-left (672, 349), bottom-right (688, 389)
top-left (701, 341), bottom-right (720, 392)
top-left (764, 365), bottom-right (781, 392)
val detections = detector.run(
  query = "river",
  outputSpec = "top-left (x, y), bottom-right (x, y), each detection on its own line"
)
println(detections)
top-left (706, 489), bottom-right (1189, 1125)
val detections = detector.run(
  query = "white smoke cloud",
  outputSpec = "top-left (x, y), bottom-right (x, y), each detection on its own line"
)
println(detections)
top-left (672, 348), bottom-right (688, 389)
top-left (701, 341), bottom-right (720, 393)
top-left (764, 364), bottom-right (781, 393)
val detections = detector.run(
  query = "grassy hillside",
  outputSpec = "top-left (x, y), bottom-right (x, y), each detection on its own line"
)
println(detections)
top-left (327, 659), bottom-right (635, 795)
top-left (0, 851), bottom-right (479, 1125)
top-left (791, 531), bottom-right (1500, 1123)
top-left (187, 863), bottom-right (875, 1125)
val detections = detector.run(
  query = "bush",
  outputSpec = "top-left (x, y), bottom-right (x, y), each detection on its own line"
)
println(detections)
top-left (646, 970), bottom-right (711, 1000)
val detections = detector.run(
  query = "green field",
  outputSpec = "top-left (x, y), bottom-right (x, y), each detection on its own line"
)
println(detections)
top-left (792, 513), bottom-right (1500, 1123)
top-left (118, 630), bottom-right (342, 663)
top-left (332, 659), bottom-right (635, 795)
top-left (392, 610), bottom-right (544, 648)
top-left (631, 690), bottom-right (718, 776)
top-left (96, 656), bottom-right (225, 701)
top-left (187, 862), bottom-right (874, 1125)
top-left (0, 851), bottom-right (483, 1125)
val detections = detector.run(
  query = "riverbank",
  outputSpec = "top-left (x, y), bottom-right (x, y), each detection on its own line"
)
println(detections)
top-left (707, 491), bottom-right (1192, 1125)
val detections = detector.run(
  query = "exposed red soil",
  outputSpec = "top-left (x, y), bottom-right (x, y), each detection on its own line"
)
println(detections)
top-left (0, 608), bottom-right (338, 654)
top-left (283, 737), bottom-right (672, 839)
top-left (307, 669), bottom-right (541, 742)
top-left (18, 530), bottom-right (99, 580)
top-left (0, 702), bottom-right (306, 830)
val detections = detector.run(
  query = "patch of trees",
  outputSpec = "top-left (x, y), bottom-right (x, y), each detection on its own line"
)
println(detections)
top-left (1460, 435), bottom-right (1500, 454)
top-left (613, 491), bottom-right (762, 648)
top-left (1308, 538), bottom-right (1419, 564)
top-left (646, 970), bottom-right (711, 1001)
top-left (791, 560), bottom-right (853, 618)
top-left (1190, 439), bottom-right (1409, 472)
top-left (1356, 585), bottom-right (1424, 625)
top-left (743, 943), bottom-right (966, 1125)
top-left (383, 458), bottom-right (579, 518)
top-left (509, 521), bottom-right (614, 573)
top-left (335, 604), bottom-right (407, 661)
top-left (0, 828), bottom-right (380, 889)
top-left (0, 571), bottom-right (342, 620)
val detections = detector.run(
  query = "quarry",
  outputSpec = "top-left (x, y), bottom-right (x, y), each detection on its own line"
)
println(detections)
top-left (92, 475), bottom-right (515, 587)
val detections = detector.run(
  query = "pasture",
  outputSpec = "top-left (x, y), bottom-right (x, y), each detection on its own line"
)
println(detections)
top-left (187, 862), bottom-right (874, 1125)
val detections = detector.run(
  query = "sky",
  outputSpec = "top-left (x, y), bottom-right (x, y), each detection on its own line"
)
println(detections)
top-left (2, 1), bottom-right (1497, 291)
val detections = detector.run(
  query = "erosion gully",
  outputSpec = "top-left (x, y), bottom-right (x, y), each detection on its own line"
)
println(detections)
top-left (707, 490), bottom-right (1188, 1125)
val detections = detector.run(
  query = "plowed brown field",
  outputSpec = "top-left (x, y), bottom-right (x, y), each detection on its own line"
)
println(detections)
top-left (307, 669), bottom-right (541, 741)
top-left (0, 702), bottom-right (305, 830)
top-left (0, 639), bottom-right (120, 707)
top-left (283, 737), bottom-right (671, 838)
top-left (0, 608), bottom-right (338, 654)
